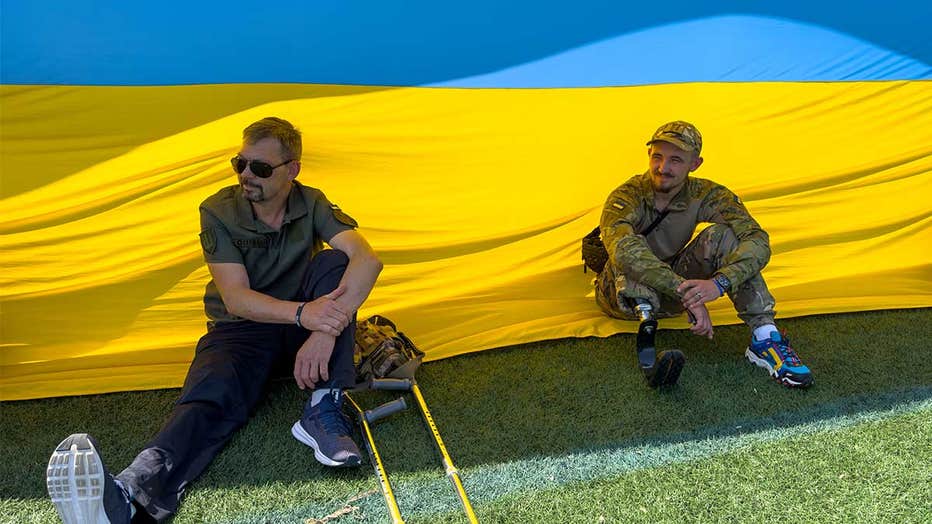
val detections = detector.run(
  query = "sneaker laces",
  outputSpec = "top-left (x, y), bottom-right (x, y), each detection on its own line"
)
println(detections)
top-left (771, 332), bottom-right (802, 367)
top-left (306, 391), bottom-right (353, 436)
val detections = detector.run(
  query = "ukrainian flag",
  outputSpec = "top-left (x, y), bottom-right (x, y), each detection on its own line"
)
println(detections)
top-left (2, 2), bottom-right (930, 399)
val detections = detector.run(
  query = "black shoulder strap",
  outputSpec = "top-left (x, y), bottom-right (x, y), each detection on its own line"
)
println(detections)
top-left (641, 209), bottom-right (670, 236)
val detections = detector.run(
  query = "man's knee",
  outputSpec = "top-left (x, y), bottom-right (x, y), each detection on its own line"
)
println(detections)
top-left (696, 224), bottom-right (738, 254)
top-left (679, 224), bottom-right (739, 274)
top-left (697, 223), bottom-right (737, 250)
top-left (302, 249), bottom-right (349, 298)
top-left (310, 249), bottom-right (349, 273)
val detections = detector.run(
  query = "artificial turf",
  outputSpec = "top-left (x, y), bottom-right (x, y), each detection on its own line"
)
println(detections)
top-left (425, 403), bottom-right (932, 523)
top-left (1, 308), bottom-right (930, 523)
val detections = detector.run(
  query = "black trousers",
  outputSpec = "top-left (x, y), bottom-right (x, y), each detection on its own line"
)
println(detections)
top-left (116, 250), bottom-right (356, 522)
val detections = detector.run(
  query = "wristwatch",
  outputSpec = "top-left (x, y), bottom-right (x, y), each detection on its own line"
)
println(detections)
top-left (712, 273), bottom-right (731, 296)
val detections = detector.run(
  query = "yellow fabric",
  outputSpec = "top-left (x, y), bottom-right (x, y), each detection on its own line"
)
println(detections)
top-left (1, 81), bottom-right (930, 400)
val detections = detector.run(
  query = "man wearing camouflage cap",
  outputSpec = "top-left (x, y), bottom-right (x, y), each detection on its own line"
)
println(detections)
top-left (596, 121), bottom-right (812, 389)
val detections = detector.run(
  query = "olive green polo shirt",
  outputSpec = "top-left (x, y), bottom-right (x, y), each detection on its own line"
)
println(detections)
top-left (198, 181), bottom-right (357, 324)
top-left (600, 172), bottom-right (771, 299)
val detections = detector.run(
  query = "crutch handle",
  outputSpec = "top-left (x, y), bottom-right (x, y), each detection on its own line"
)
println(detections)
top-left (364, 397), bottom-right (408, 423)
top-left (370, 378), bottom-right (413, 391)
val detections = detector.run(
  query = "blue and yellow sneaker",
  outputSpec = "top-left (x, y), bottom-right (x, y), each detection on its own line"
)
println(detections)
top-left (746, 331), bottom-right (813, 388)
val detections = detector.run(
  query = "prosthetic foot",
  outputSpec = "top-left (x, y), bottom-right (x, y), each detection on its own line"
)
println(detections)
top-left (631, 299), bottom-right (685, 388)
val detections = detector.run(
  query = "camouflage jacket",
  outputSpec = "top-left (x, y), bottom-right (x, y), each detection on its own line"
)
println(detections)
top-left (600, 172), bottom-right (770, 299)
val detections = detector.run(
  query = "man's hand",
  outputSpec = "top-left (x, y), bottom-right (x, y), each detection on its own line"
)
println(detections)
top-left (294, 331), bottom-right (337, 390)
top-left (677, 279), bottom-right (719, 310)
top-left (686, 303), bottom-right (714, 340)
top-left (299, 284), bottom-right (350, 336)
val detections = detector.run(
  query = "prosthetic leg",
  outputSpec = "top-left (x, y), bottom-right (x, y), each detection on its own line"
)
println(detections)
top-left (629, 298), bottom-right (685, 388)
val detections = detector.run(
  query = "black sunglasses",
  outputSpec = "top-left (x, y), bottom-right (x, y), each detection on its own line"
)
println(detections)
top-left (230, 155), bottom-right (293, 178)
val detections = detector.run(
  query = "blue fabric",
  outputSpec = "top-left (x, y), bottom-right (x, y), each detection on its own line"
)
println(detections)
top-left (2, 1), bottom-right (930, 86)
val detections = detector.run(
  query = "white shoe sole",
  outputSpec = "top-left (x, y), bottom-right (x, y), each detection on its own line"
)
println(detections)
top-left (46, 436), bottom-right (111, 524)
top-left (290, 421), bottom-right (351, 467)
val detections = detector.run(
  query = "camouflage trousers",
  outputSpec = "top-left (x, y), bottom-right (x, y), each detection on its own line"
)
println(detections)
top-left (595, 224), bottom-right (776, 329)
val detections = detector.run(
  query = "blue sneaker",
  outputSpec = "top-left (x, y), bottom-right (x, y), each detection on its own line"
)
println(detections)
top-left (746, 331), bottom-right (813, 388)
top-left (291, 390), bottom-right (362, 467)
top-left (46, 434), bottom-right (134, 524)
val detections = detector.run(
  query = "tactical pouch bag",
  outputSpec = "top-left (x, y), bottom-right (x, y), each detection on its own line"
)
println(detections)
top-left (582, 226), bottom-right (608, 274)
top-left (354, 315), bottom-right (424, 381)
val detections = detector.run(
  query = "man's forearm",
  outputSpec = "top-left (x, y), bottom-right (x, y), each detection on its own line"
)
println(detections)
top-left (217, 253), bottom-right (381, 326)
top-left (225, 288), bottom-right (305, 325)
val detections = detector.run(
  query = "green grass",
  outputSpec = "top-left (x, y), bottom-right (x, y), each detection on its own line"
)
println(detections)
top-left (2, 308), bottom-right (930, 523)
top-left (426, 404), bottom-right (932, 523)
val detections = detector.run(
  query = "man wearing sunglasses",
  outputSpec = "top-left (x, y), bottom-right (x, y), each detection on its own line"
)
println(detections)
top-left (47, 117), bottom-right (383, 523)
top-left (595, 121), bottom-right (812, 390)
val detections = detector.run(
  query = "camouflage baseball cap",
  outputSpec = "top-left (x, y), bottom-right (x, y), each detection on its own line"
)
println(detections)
top-left (646, 121), bottom-right (702, 153)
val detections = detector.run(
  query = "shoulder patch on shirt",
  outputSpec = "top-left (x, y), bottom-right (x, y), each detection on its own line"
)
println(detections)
top-left (612, 203), bottom-right (626, 210)
top-left (199, 228), bottom-right (217, 255)
top-left (331, 203), bottom-right (358, 228)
